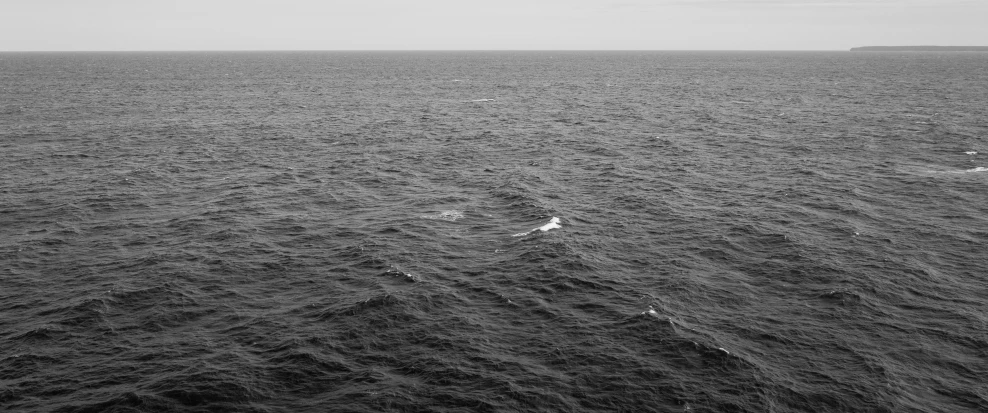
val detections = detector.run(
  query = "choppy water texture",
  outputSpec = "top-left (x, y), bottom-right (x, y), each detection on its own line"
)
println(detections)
top-left (2, 51), bottom-right (987, 412)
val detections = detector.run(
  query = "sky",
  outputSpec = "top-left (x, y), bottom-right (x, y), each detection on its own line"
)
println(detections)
top-left (1, 0), bottom-right (985, 51)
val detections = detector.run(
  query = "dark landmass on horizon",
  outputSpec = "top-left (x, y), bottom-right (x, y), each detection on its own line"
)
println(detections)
top-left (851, 46), bottom-right (988, 52)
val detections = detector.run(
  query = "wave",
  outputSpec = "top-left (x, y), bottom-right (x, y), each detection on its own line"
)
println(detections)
top-left (512, 217), bottom-right (561, 237)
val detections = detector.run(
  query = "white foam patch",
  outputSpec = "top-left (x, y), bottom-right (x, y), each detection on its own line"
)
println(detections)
top-left (512, 217), bottom-right (561, 237)
top-left (421, 210), bottom-right (464, 221)
top-left (537, 217), bottom-right (562, 232)
top-left (919, 165), bottom-right (988, 174)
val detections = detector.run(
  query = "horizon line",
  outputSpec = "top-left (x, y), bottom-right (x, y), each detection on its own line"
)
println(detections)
top-left (0, 48), bottom-right (854, 53)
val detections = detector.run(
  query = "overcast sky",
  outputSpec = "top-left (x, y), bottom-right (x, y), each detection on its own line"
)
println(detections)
top-left (2, 0), bottom-right (985, 51)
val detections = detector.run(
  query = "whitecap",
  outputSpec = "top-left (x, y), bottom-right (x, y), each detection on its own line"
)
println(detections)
top-left (469, 98), bottom-right (496, 102)
top-left (421, 210), bottom-right (464, 221)
top-left (965, 151), bottom-right (978, 155)
top-left (966, 167), bottom-right (988, 173)
top-left (512, 217), bottom-right (561, 237)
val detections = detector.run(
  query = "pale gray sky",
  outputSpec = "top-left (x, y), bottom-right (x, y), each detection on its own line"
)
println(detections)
top-left (1, 0), bottom-right (985, 51)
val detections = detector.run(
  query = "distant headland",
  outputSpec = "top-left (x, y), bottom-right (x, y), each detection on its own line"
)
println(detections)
top-left (851, 46), bottom-right (988, 52)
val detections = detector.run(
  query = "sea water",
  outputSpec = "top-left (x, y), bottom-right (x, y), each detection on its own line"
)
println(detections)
top-left (2, 51), bottom-right (987, 412)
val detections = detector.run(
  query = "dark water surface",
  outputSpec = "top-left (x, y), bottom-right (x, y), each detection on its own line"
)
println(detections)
top-left (2, 51), bottom-right (987, 412)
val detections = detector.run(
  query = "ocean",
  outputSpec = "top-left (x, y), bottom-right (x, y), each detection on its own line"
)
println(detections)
top-left (1, 51), bottom-right (986, 412)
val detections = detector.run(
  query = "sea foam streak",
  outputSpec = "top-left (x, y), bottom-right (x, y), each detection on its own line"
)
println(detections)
top-left (512, 217), bottom-right (561, 237)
